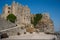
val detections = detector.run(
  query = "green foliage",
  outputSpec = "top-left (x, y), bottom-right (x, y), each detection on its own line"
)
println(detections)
top-left (31, 14), bottom-right (42, 26)
top-left (7, 13), bottom-right (17, 23)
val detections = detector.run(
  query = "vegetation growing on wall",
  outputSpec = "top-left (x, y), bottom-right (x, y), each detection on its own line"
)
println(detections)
top-left (7, 13), bottom-right (17, 23)
top-left (31, 14), bottom-right (42, 26)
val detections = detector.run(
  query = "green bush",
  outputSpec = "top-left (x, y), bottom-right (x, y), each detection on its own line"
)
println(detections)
top-left (31, 14), bottom-right (42, 26)
top-left (7, 13), bottom-right (17, 23)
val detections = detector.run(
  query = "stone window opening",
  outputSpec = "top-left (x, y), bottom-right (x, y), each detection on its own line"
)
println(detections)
top-left (8, 7), bottom-right (10, 9)
top-left (24, 32), bottom-right (26, 34)
top-left (8, 11), bottom-right (10, 13)
top-left (17, 32), bottom-right (20, 35)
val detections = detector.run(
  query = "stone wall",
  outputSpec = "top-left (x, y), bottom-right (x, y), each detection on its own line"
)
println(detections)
top-left (1, 1), bottom-right (31, 25)
top-left (1, 26), bottom-right (26, 36)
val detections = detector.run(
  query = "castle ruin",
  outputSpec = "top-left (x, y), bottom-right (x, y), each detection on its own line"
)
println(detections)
top-left (0, 1), bottom-right (54, 36)
top-left (1, 1), bottom-right (31, 26)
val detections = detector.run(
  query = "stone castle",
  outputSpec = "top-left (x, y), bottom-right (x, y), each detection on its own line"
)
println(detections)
top-left (1, 1), bottom-right (31, 25)
top-left (0, 1), bottom-right (54, 36)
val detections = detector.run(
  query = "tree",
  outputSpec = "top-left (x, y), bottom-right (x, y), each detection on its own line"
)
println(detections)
top-left (7, 13), bottom-right (17, 23)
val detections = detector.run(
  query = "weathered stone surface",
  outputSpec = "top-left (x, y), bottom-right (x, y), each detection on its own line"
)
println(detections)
top-left (1, 25), bottom-right (26, 36)
top-left (36, 13), bottom-right (54, 33)
top-left (0, 16), bottom-right (16, 31)
top-left (31, 13), bottom-right (54, 33)
top-left (1, 1), bottom-right (31, 25)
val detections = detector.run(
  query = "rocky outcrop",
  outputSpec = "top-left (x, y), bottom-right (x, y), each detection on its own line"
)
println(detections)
top-left (31, 13), bottom-right (54, 33)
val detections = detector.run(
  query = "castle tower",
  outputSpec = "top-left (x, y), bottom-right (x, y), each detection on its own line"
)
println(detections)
top-left (16, 5), bottom-right (31, 25)
top-left (2, 4), bottom-right (11, 19)
top-left (22, 5), bottom-right (31, 25)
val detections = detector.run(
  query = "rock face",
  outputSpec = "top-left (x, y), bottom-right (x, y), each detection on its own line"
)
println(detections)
top-left (31, 13), bottom-right (54, 33)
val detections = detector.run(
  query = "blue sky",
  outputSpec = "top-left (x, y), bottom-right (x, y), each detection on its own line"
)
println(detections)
top-left (0, 0), bottom-right (60, 31)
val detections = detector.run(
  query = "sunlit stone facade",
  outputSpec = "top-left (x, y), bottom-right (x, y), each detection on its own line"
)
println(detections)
top-left (2, 1), bottom-right (31, 25)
